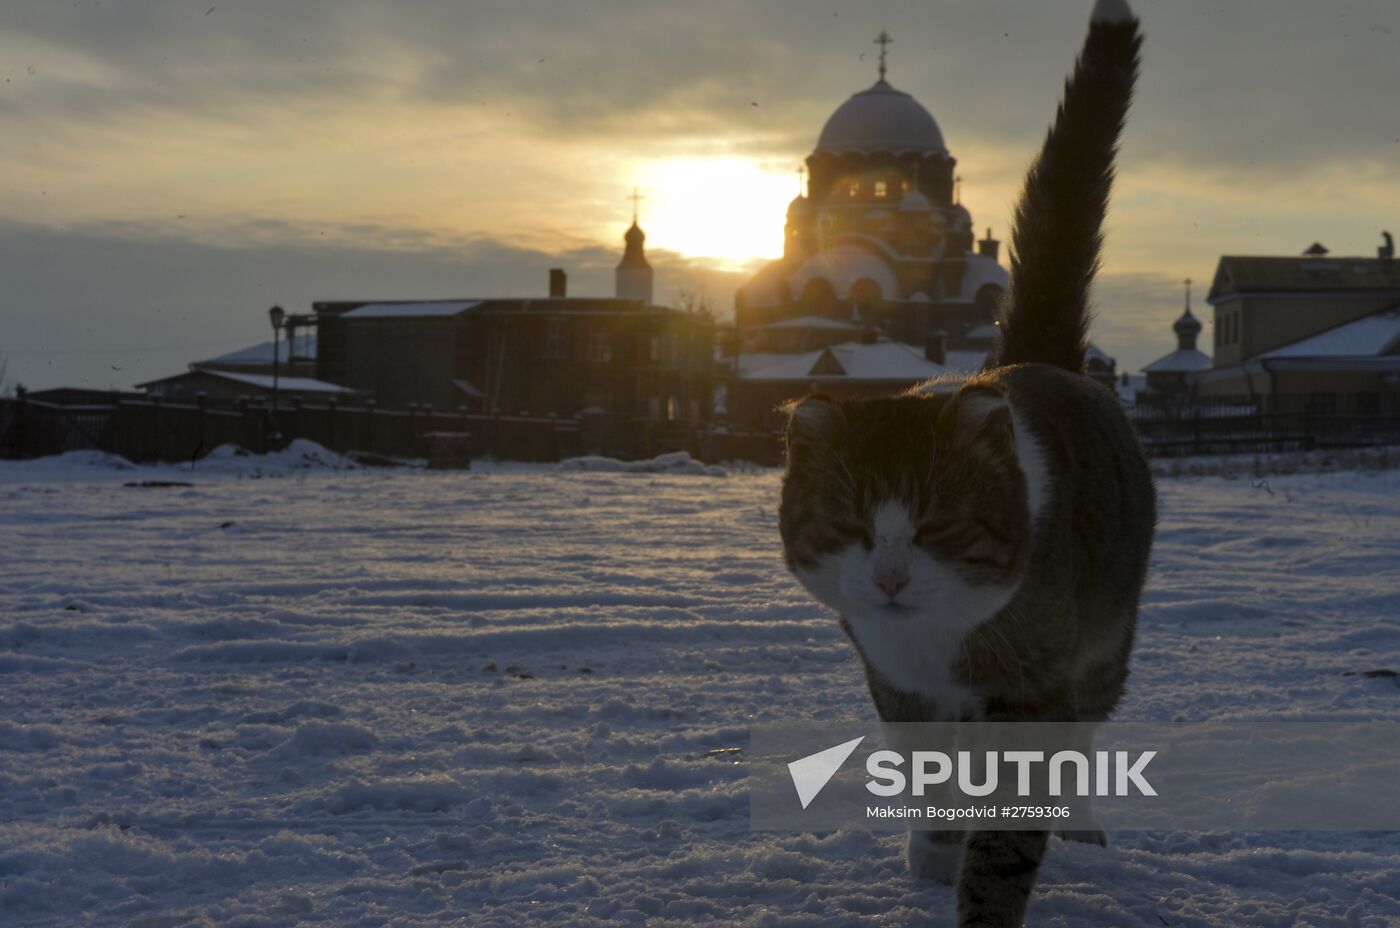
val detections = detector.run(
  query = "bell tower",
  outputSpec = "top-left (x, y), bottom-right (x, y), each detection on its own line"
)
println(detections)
top-left (615, 189), bottom-right (654, 303)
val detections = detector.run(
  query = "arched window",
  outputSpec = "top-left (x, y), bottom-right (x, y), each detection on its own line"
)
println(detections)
top-left (850, 278), bottom-right (884, 309)
top-left (874, 180), bottom-right (888, 198)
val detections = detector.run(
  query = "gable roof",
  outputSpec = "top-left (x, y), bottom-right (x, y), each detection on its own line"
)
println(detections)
top-left (137, 369), bottom-right (355, 394)
top-left (738, 340), bottom-right (986, 382)
top-left (1210, 256), bottom-right (1400, 300)
top-left (1142, 348), bottom-right (1213, 373)
top-left (340, 301), bottom-right (481, 319)
top-left (754, 315), bottom-right (859, 332)
top-left (194, 336), bottom-right (317, 367)
top-left (1256, 306), bottom-right (1400, 360)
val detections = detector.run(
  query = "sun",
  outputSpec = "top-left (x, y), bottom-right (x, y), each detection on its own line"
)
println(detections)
top-left (635, 157), bottom-right (796, 268)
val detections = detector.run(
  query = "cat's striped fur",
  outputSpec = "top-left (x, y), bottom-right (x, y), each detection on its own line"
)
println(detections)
top-left (778, 3), bottom-right (1151, 925)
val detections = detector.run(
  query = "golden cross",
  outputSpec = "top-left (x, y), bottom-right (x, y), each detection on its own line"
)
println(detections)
top-left (875, 31), bottom-right (892, 80)
top-left (627, 187), bottom-right (645, 223)
top-left (1184, 277), bottom-right (1192, 309)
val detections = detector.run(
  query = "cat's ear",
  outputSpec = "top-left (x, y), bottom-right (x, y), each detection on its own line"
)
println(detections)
top-left (940, 383), bottom-right (1013, 444)
top-left (782, 393), bottom-right (845, 447)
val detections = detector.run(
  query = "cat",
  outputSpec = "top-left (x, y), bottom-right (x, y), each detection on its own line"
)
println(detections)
top-left (777, 2), bottom-right (1152, 926)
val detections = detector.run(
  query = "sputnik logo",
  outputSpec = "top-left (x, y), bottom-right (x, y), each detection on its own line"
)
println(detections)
top-left (788, 736), bottom-right (865, 809)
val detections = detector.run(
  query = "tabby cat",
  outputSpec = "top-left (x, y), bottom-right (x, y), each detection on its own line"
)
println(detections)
top-left (777, 2), bottom-right (1154, 925)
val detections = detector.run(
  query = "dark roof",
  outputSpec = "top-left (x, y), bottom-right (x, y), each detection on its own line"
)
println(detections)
top-left (314, 297), bottom-right (696, 319)
top-left (1209, 255), bottom-right (1400, 300)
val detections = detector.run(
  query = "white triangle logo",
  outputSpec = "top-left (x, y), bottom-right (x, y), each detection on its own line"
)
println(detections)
top-left (788, 736), bottom-right (866, 810)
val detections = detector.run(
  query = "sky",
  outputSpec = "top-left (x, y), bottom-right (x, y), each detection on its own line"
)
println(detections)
top-left (1, 0), bottom-right (1397, 391)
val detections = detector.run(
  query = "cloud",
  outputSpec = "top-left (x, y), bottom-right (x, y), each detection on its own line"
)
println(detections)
top-left (4, 0), bottom-right (1396, 175)
top-left (0, 218), bottom-right (751, 391)
top-left (2, 0), bottom-right (1396, 391)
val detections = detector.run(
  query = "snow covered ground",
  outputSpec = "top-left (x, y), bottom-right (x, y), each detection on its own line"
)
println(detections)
top-left (1, 449), bottom-right (1398, 927)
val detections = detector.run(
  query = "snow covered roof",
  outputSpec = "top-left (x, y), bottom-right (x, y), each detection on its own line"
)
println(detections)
top-left (738, 341), bottom-right (984, 382)
top-left (204, 371), bottom-right (355, 393)
top-left (1256, 307), bottom-right (1400, 360)
top-left (450, 379), bottom-right (485, 399)
top-left (898, 189), bottom-right (931, 212)
top-left (753, 315), bottom-right (858, 332)
top-left (138, 369), bottom-right (355, 394)
top-left (956, 254), bottom-right (1010, 301)
top-left (1115, 373), bottom-right (1147, 405)
top-left (815, 79), bottom-right (947, 156)
top-left (789, 245), bottom-right (899, 301)
top-left (195, 336), bottom-right (317, 368)
top-left (1086, 343), bottom-right (1116, 367)
top-left (1143, 348), bottom-right (1213, 373)
top-left (341, 301), bottom-right (481, 320)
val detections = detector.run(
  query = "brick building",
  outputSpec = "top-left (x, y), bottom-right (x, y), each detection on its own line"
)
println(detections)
top-left (312, 226), bottom-right (714, 424)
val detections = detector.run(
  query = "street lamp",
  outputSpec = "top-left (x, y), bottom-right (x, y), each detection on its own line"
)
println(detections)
top-left (268, 305), bottom-right (285, 446)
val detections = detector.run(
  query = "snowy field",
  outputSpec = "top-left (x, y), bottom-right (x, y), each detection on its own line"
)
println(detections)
top-left (2, 446), bottom-right (1399, 927)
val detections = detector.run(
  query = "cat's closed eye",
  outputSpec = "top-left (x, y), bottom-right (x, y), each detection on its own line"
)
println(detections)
top-left (914, 522), bottom-right (953, 545)
top-left (832, 520), bottom-right (873, 549)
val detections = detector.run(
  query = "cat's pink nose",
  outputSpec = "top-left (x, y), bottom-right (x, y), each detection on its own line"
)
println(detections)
top-left (875, 568), bottom-right (909, 599)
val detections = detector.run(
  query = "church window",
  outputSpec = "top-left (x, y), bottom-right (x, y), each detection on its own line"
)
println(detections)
top-left (666, 395), bottom-right (679, 421)
top-left (589, 331), bottom-right (612, 363)
top-left (874, 180), bottom-right (888, 198)
top-left (649, 335), bottom-right (660, 362)
top-left (847, 181), bottom-right (860, 198)
top-left (850, 278), bottom-right (884, 308)
top-left (543, 318), bottom-right (565, 359)
top-left (901, 180), bottom-right (911, 193)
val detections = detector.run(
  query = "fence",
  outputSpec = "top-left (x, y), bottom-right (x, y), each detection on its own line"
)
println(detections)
top-left (1131, 408), bottom-right (1400, 458)
top-left (0, 396), bottom-right (582, 465)
top-left (4, 394), bottom-right (1400, 466)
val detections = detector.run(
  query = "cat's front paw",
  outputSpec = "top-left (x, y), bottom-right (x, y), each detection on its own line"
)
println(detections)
top-left (907, 829), bottom-right (963, 884)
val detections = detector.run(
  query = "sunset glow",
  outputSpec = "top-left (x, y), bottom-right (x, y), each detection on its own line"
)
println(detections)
top-left (636, 157), bottom-right (796, 267)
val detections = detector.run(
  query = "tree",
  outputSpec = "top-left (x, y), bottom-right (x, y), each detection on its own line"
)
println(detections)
top-left (676, 286), bottom-right (714, 320)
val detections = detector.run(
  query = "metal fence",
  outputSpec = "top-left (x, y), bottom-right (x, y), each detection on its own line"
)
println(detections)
top-left (4, 394), bottom-right (1399, 466)
top-left (0, 396), bottom-right (581, 465)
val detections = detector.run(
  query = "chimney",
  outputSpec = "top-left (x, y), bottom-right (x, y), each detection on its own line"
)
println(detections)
top-left (977, 228), bottom-right (1000, 261)
top-left (549, 268), bottom-right (567, 298)
top-left (1380, 231), bottom-right (1395, 261)
top-left (925, 330), bottom-right (947, 365)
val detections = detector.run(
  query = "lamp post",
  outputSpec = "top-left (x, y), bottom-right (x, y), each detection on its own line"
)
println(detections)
top-left (268, 305), bottom-right (285, 447)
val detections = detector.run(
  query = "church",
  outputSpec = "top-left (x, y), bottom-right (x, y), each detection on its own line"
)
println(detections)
top-left (724, 36), bottom-right (1015, 431)
top-left (735, 35), bottom-right (1008, 354)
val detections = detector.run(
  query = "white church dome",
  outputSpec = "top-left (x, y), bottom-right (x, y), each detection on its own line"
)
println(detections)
top-left (814, 80), bottom-right (947, 156)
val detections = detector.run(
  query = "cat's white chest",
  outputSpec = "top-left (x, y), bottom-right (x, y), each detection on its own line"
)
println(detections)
top-left (844, 612), bottom-right (983, 719)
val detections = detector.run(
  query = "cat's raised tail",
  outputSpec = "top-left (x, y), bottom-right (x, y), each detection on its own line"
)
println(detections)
top-left (995, 0), bottom-right (1142, 374)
